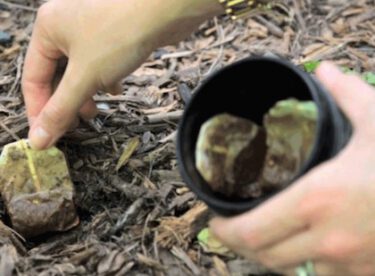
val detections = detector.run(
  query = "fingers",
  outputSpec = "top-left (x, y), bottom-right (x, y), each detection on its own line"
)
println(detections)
top-left (68, 117), bottom-right (80, 131)
top-left (79, 81), bottom-right (121, 120)
top-left (210, 183), bottom-right (309, 253)
top-left (316, 62), bottom-right (375, 128)
top-left (22, 24), bottom-right (63, 125)
top-left (106, 81), bottom-right (123, 95)
top-left (79, 98), bottom-right (98, 120)
top-left (28, 63), bottom-right (94, 149)
top-left (209, 157), bottom-right (342, 256)
top-left (282, 262), bottom-right (347, 276)
top-left (256, 230), bottom-right (319, 269)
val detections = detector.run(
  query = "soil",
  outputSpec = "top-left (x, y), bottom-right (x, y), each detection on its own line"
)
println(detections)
top-left (0, 0), bottom-right (374, 275)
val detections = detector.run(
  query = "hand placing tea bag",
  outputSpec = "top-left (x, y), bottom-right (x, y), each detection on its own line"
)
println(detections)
top-left (0, 140), bottom-right (79, 238)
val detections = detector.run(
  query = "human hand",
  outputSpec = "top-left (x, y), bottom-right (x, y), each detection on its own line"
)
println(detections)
top-left (210, 62), bottom-right (375, 275)
top-left (22, 0), bottom-right (222, 149)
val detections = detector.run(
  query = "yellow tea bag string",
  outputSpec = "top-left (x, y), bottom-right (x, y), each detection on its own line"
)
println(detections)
top-left (21, 139), bottom-right (41, 192)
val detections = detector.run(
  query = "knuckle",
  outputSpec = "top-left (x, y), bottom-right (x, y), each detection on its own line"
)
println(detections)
top-left (21, 79), bottom-right (34, 95)
top-left (79, 102), bottom-right (98, 120)
top-left (317, 232), bottom-right (361, 261)
top-left (22, 79), bottom-right (49, 96)
top-left (40, 104), bottom-right (70, 131)
top-left (36, 3), bottom-right (53, 24)
top-left (296, 184), bottom-right (346, 222)
top-left (239, 229), bottom-right (262, 251)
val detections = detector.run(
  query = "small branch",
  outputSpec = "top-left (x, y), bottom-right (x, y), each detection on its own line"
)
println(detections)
top-left (254, 15), bottom-right (284, 38)
top-left (109, 198), bottom-right (144, 236)
top-left (0, 0), bottom-right (37, 12)
top-left (0, 121), bottom-right (20, 141)
top-left (171, 246), bottom-right (201, 276)
top-left (146, 110), bottom-right (183, 124)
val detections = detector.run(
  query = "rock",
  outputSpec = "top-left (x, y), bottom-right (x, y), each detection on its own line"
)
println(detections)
top-left (195, 113), bottom-right (267, 196)
top-left (0, 31), bottom-right (12, 45)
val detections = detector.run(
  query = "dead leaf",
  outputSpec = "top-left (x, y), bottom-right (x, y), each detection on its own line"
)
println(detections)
top-left (116, 137), bottom-right (140, 171)
top-left (197, 228), bottom-right (234, 257)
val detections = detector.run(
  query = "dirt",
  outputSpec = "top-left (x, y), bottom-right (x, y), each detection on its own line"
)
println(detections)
top-left (0, 0), bottom-right (374, 275)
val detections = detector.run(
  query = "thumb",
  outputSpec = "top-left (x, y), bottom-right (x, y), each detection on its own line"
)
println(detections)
top-left (210, 161), bottom-right (338, 252)
top-left (210, 178), bottom-right (309, 251)
top-left (28, 64), bottom-right (94, 149)
top-left (316, 62), bottom-right (375, 127)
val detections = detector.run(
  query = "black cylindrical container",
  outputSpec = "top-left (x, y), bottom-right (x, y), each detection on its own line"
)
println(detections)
top-left (177, 57), bottom-right (352, 217)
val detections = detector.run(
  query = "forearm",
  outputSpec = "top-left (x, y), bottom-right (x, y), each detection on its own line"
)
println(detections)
top-left (147, 0), bottom-right (224, 47)
top-left (181, 0), bottom-right (224, 19)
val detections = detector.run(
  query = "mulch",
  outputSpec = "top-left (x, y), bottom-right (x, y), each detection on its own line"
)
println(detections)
top-left (0, 0), bottom-right (374, 275)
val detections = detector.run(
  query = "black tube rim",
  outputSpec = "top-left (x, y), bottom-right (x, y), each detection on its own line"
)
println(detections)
top-left (177, 56), bottom-right (326, 216)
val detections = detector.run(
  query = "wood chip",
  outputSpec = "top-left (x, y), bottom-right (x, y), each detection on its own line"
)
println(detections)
top-left (115, 137), bottom-right (140, 171)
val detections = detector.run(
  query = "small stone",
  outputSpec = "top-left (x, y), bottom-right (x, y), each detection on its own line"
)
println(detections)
top-left (0, 31), bottom-right (12, 45)
top-left (195, 114), bottom-right (267, 196)
top-left (73, 160), bottom-right (84, 170)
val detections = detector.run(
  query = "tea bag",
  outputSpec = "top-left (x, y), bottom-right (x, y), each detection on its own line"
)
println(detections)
top-left (195, 114), bottom-right (267, 196)
top-left (0, 140), bottom-right (79, 238)
top-left (260, 99), bottom-right (318, 190)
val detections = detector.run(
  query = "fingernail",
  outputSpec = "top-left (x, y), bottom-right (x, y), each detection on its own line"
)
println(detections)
top-left (29, 126), bottom-right (52, 150)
